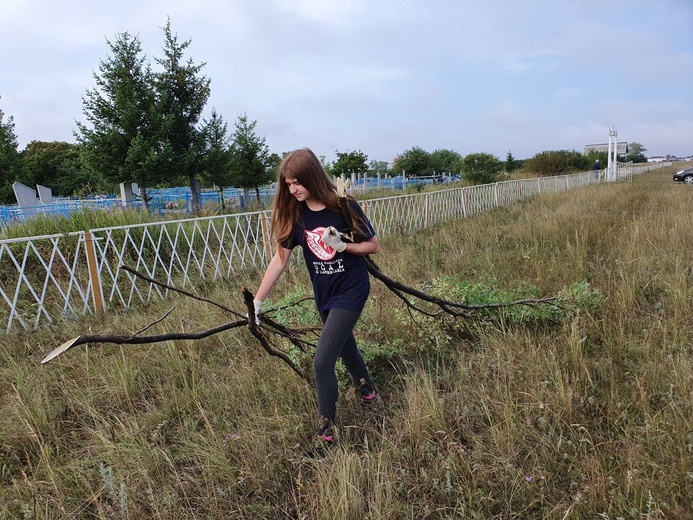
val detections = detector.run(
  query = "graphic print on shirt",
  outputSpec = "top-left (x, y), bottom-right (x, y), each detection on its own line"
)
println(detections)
top-left (305, 226), bottom-right (338, 261)
top-left (305, 227), bottom-right (346, 275)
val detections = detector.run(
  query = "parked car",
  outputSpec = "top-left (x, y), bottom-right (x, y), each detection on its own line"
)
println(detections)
top-left (673, 167), bottom-right (693, 184)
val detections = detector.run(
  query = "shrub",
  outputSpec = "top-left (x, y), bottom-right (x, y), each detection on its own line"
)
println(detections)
top-left (461, 152), bottom-right (502, 185)
top-left (524, 149), bottom-right (591, 176)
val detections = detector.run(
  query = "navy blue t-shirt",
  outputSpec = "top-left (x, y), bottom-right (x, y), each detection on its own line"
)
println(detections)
top-left (284, 201), bottom-right (376, 313)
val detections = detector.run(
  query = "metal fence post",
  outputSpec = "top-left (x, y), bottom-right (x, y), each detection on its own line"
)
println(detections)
top-left (259, 210), bottom-right (272, 268)
top-left (425, 193), bottom-right (430, 228)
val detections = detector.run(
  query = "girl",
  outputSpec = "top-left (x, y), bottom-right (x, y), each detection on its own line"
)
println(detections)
top-left (254, 148), bottom-right (380, 446)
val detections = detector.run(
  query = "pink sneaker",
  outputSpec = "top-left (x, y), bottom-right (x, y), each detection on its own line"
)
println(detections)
top-left (316, 432), bottom-right (333, 443)
top-left (361, 390), bottom-right (380, 402)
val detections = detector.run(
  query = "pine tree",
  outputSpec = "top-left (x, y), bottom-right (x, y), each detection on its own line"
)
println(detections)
top-left (154, 18), bottom-right (211, 214)
top-left (505, 151), bottom-right (517, 173)
top-left (228, 114), bottom-right (273, 205)
top-left (200, 109), bottom-right (232, 209)
top-left (76, 32), bottom-right (160, 210)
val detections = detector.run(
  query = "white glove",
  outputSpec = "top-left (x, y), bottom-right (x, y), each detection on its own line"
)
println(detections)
top-left (321, 226), bottom-right (347, 252)
top-left (253, 298), bottom-right (263, 325)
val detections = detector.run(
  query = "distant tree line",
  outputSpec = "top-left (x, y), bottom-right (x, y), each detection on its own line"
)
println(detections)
top-left (0, 19), bottom-right (652, 208)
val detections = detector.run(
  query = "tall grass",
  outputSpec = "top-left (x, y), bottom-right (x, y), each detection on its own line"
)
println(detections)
top-left (0, 208), bottom-right (172, 240)
top-left (1, 166), bottom-right (691, 518)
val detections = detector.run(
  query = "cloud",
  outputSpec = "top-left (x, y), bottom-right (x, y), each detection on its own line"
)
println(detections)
top-left (1, 0), bottom-right (692, 160)
top-left (270, 0), bottom-right (366, 26)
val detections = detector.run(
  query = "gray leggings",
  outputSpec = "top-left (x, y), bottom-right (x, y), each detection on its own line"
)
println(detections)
top-left (314, 308), bottom-right (373, 427)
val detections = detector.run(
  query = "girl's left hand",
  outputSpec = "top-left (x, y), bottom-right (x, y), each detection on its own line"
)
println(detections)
top-left (321, 226), bottom-right (347, 252)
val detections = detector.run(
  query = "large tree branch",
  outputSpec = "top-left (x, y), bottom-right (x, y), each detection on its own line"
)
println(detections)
top-left (41, 319), bottom-right (247, 364)
top-left (337, 194), bottom-right (563, 318)
top-left (42, 266), bottom-right (316, 384)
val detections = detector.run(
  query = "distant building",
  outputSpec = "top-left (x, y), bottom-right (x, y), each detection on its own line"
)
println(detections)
top-left (648, 156), bottom-right (666, 162)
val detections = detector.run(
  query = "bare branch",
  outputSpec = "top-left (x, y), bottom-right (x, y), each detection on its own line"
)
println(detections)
top-left (120, 264), bottom-right (243, 318)
top-left (133, 307), bottom-right (176, 337)
top-left (242, 288), bottom-right (311, 383)
top-left (42, 319), bottom-right (247, 364)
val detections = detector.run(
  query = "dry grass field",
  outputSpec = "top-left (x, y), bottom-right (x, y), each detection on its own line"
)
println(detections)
top-left (1, 164), bottom-right (691, 519)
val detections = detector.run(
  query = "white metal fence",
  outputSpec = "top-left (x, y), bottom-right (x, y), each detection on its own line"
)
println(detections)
top-left (0, 163), bottom-right (668, 333)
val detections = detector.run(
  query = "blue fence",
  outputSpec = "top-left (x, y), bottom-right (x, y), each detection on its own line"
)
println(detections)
top-left (0, 195), bottom-right (123, 224)
top-left (145, 186), bottom-right (276, 213)
top-left (0, 173), bottom-right (457, 226)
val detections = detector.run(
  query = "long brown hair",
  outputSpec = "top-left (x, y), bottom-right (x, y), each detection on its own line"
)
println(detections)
top-left (270, 148), bottom-right (368, 258)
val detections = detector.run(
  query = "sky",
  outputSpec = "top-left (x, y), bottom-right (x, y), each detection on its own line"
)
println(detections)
top-left (1, 0), bottom-right (692, 165)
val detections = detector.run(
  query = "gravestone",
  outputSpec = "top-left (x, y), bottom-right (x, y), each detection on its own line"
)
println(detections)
top-left (120, 183), bottom-right (134, 207)
top-left (13, 182), bottom-right (39, 220)
top-left (37, 185), bottom-right (53, 205)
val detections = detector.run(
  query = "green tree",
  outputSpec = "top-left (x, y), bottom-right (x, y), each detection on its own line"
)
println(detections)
top-left (368, 159), bottom-right (390, 173)
top-left (505, 151), bottom-right (519, 173)
top-left (462, 152), bottom-right (503, 185)
top-left (154, 18), bottom-right (211, 213)
top-left (19, 141), bottom-right (110, 198)
top-left (227, 114), bottom-right (272, 205)
top-left (524, 150), bottom-right (591, 177)
top-left (392, 146), bottom-right (431, 177)
top-left (200, 109), bottom-right (232, 208)
top-left (430, 149), bottom-right (462, 174)
top-left (76, 32), bottom-right (160, 210)
top-left (332, 149), bottom-right (369, 176)
top-left (266, 152), bottom-right (281, 179)
top-left (0, 102), bottom-right (20, 202)
top-left (626, 142), bottom-right (647, 163)
top-left (318, 154), bottom-right (333, 174)
top-left (19, 141), bottom-right (82, 196)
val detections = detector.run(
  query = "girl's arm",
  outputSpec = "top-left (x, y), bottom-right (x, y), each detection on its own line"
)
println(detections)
top-left (255, 248), bottom-right (293, 302)
top-left (343, 235), bottom-right (380, 256)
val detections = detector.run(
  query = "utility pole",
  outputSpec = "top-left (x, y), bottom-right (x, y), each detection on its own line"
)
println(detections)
top-left (607, 126), bottom-right (618, 182)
